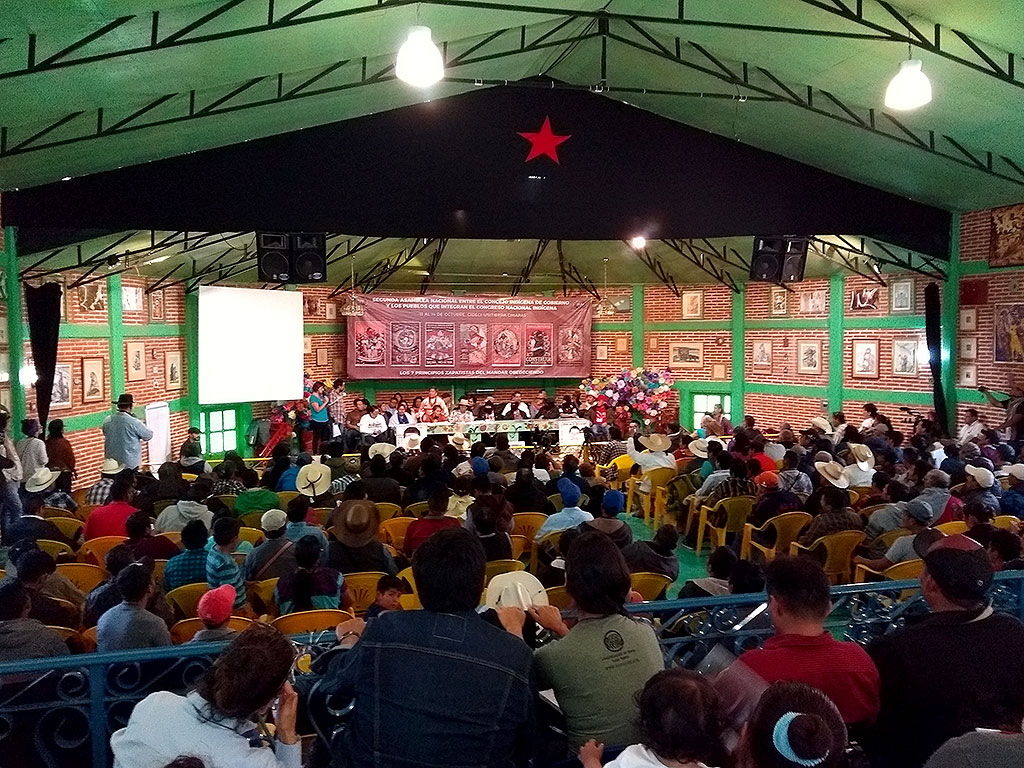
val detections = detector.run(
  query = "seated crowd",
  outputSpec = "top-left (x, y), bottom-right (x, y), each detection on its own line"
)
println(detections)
top-left (1, 398), bottom-right (1023, 768)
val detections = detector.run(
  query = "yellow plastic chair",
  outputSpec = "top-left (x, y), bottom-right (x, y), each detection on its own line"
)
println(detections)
top-left (547, 493), bottom-right (591, 513)
top-left (344, 571), bottom-right (388, 615)
top-left (170, 616), bottom-right (252, 644)
top-left (740, 512), bottom-right (812, 561)
top-left (530, 530), bottom-right (564, 574)
top-left (240, 511), bottom-right (265, 529)
top-left (848, 487), bottom-right (872, 507)
top-left (600, 454), bottom-right (636, 491)
top-left (630, 572), bottom-right (673, 601)
top-left (695, 497), bottom-right (754, 556)
top-left (277, 491), bottom-right (300, 507)
top-left (485, 559), bottom-right (526, 585)
top-left (159, 530), bottom-right (183, 549)
top-left (250, 578), bottom-right (280, 616)
top-left (153, 499), bottom-right (175, 518)
top-left (311, 508), bottom-right (334, 527)
top-left (375, 502), bottom-right (403, 522)
top-left (652, 486), bottom-right (669, 528)
top-left (405, 501), bottom-right (429, 517)
top-left (46, 626), bottom-right (79, 644)
top-left (238, 527), bottom-right (265, 546)
top-left (214, 495), bottom-right (238, 510)
top-left (872, 528), bottom-right (913, 552)
top-left (790, 530), bottom-right (866, 584)
top-left (166, 583), bottom-right (210, 620)
top-left (273, 609), bottom-right (354, 635)
top-left (152, 559), bottom-right (169, 584)
top-left (38, 539), bottom-right (75, 560)
top-left (510, 534), bottom-right (530, 560)
top-left (40, 505), bottom-right (72, 520)
top-left (627, 467), bottom-right (677, 524)
top-left (846, 490), bottom-right (860, 507)
top-left (1000, 476), bottom-right (1012, 491)
top-left (71, 488), bottom-right (89, 507)
top-left (56, 563), bottom-right (106, 594)
top-left (181, 473), bottom-right (199, 482)
top-left (859, 504), bottom-right (887, 523)
top-left (73, 504), bottom-right (98, 521)
top-left (994, 515), bottom-right (1019, 530)
top-left (511, 513), bottom-right (547, 542)
top-left (546, 586), bottom-right (572, 609)
top-left (854, 558), bottom-right (925, 583)
top-left (397, 568), bottom-right (423, 610)
top-left (383, 543), bottom-right (398, 558)
top-left (936, 521), bottom-right (968, 535)
top-left (379, 517), bottom-right (415, 549)
top-left (79, 626), bottom-right (97, 652)
top-left (49, 517), bottom-right (84, 544)
top-left (231, 552), bottom-right (247, 567)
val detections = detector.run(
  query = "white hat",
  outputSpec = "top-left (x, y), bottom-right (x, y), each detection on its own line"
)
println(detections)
top-left (450, 432), bottom-right (469, 448)
top-left (764, 442), bottom-right (786, 462)
top-left (1008, 464), bottom-right (1024, 482)
top-left (400, 434), bottom-right (421, 452)
top-left (484, 571), bottom-right (549, 610)
top-left (101, 458), bottom-right (126, 475)
top-left (296, 461), bottom-right (332, 497)
top-left (689, 438), bottom-right (710, 458)
top-left (966, 464), bottom-right (996, 489)
top-left (848, 443), bottom-right (875, 472)
top-left (368, 443), bottom-right (398, 460)
top-left (814, 461), bottom-right (850, 489)
top-left (25, 467), bottom-right (60, 494)
top-left (639, 433), bottom-right (672, 452)
top-left (811, 417), bottom-right (833, 434)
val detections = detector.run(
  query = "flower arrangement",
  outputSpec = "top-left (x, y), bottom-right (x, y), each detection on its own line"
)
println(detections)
top-left (579, 367), bottom-right (674, 426)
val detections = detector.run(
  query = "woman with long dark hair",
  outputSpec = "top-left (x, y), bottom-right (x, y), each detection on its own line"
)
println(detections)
top-left (274, 535), bottom-right (353, 615)
top-left (44, 419), bottom-right (75, 492)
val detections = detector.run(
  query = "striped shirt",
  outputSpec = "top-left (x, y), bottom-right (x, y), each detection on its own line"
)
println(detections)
top-left (206, 548), bottom-right (247, 608)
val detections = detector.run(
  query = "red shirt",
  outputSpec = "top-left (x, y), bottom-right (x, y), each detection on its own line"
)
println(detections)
top-left (83, 501), bottom-right (138, 540)
top-left (128, 534), bottom-right (182, 561)
top-left (750, 453), bottom-right (778, 473)
top-left (739, 632), bottom-right (880, 725)
top-left (404, 516), bottom-right (461, 556)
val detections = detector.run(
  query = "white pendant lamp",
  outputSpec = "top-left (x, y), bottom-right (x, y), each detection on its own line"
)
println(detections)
top-left (396, 26), bottom-right (444, 88)
top-left (884, 57), bottom-right (932, 110)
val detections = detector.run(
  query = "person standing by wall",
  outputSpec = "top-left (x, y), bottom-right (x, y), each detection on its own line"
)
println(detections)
top-left (102, 394), bottom-right (154, 471)
top-left (0, 412), bottom-right (24, 544)
top-left (15, 419), bottom-right (47, 494)
top-left (45, 419), bottom-right (76, 493)
top-left (327, 378), bottom-right (347, 439)
top-left (307, 381), bottom-right (331, 454)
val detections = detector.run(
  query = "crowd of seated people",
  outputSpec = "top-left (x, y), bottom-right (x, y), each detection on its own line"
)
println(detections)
top-left (1, 396), bottom-right (1024, 767)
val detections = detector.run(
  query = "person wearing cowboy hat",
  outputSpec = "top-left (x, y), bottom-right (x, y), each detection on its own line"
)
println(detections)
top-left (450, 399), bottom-right (475, 426)
top-left (843, 444), bottom-right (876, 487)
top-left (101, 393), bottom-right (153, 471)
top-left (626, 431), bottom-right (677, 494)
top-left (84, 457), bottom-right (128, 506)
top-left (22, 467), bottom-right (76, 516)
top-left (296, 459), bottom-right (333, 500)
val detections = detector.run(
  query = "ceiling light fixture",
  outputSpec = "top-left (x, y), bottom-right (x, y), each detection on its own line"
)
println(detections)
top-left (595, 257), bottom-right (616, 317)
top-left (396, 26), bottom-right (444, 88)
top-left (630, 235), bottom-right (647, 250)
top-left (339, 254), bottom-right (365, 317)
top-left (884, 47), bottom-right (932, 111)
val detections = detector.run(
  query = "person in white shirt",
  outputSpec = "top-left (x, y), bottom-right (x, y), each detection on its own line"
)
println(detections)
top-left (843, 444), bottom-right (876, 487)
top-left (860, 403), bottom-right (879, 431)
top-left (625, 432), bottom-right (677, 492)
top-left (15, 418), bottom-right (48, 484)
top-left (958, 407), bottom-right (986, 445)
top-left (499, 391), bottom-right (531, 420)
top-left (450, 399), bottom-right (475, 425)
top-left (422, 387), bottom-right (448, 418)
top-left (359, 406), bottom-right (389, 440)
top-left (110, 624), bottom-right (301, 768)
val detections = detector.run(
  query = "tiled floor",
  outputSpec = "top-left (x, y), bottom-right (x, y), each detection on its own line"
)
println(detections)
top-left (624, 515), bottom-right (707, 598)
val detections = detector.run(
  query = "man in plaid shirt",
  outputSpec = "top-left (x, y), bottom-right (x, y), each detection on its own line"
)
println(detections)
top-left (596, 427), bottom-right (628, 481)
top-left (327, 380), bottom-right (347, 434)
top-left (86, 459), bottom-right (128, 505)
top-left (163, 519), bottom-right (210, 592)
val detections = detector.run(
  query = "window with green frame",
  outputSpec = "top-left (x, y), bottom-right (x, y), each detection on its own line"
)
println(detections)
top-left (199, 408), bottom-right (237, 457)
top-left (691, 394), bottom-right (732, 432)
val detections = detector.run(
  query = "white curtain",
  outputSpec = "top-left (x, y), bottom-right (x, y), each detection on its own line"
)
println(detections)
top-left (145, 401), bottom-right (172, 468)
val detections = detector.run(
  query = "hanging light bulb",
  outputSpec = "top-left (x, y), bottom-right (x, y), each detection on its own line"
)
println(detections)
top-left (630, 235), bottom-right (647, 250)
top-left (595, 257), bottom-right (615, 316)
top-left (884, 56), bottom-right (931, 110)
top-left (396, 26), bottom-right (444, 88)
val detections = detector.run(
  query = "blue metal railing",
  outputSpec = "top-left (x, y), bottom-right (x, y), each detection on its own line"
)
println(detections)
top-left (2, 572), bottom-right (1022, 768)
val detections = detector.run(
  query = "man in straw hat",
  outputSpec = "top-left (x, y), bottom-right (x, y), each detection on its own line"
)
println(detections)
top-left (22, 466), bottom-right (76, 516)
top-left (450, 398), bottom-right (474, 425)
top-left (296, 460), bottom-right (332, 500)
top-left (101, 393), bottom-right (153, 471)
top-left (843, 443), bottom-right (876, 487)
top-left (86, 457), bottom-right (127, 506)
top-left (626, 430), bottom-right (677, 493)
top-left (328, 499), bottom-right (397, 575)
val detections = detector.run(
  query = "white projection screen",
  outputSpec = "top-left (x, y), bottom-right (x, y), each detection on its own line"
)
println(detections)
top-left (198, 286), bottom-right (304, 404)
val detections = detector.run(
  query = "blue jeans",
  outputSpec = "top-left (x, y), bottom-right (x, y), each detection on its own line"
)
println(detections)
top-left (0, 479), bottom-right (24, 544)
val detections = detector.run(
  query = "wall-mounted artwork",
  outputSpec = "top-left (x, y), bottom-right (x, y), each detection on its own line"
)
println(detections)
top-left (615, 336), bottom-right (629, 354)
top-left (610, 295), bottom-right (632, 315)
top-left (991, 202), bottom-right (1024, 267)
top-left (149, 289), bottom-right (165, 321)
top-left (304, 296), bottom-right (321, 316)
top-left (646, 335), bottom-right (658, 351)
top-left (960, 336), bottom-right (978, 360)
top-left (126, 342), bottom-right (146, 382)
top-left (892, 338), bottom-right (920, 377)
top-left (959, 364), bottom-right (978, 387)
top-left (325, 302), bottom-right (337, 321)
top-left (82, 358), bottom-right (104, 403)
top-left (303, 337), bottom-right (312, 354)
top-left (994, 303), bottom-right (1024, 363)
top-left (669, 342), bottom-right (704, 369)
top-left (960, 307), bottom-right (977, 332)
top-left (681, 291), bottom-right (703, 319)
top-left (0, 316), bottom-right (7, 344)
top-left (122, 286), bottom-right (144, 312)
top-left (79, 283), bottom-right (106, 311)
top-left (889, 278), bottom-right (915, 313)
top-left (752, 340), bottom-right (772, 369)
top-left (797, 341), bottom-right (821, 374)
top-left (51, 364), bottom-right (71, 409)
top-left (799, 290), bottom-right (827, 315)
top-left (316, 347), bottom-right (329, 367)
top-left (770, 287), bottom-right (788, 316)
top-left (712, 363), bottom-right (727, 379)
top-left (0, 389), bottom-right (9, 414)
top-left (595, 345), bottom-right (608, 361)
top-left (165, 351), bottom-right (183, 390)
top-left (851, 339), bottom-right (879, 379)
top-left (849, 286), bottom-right (881, 311)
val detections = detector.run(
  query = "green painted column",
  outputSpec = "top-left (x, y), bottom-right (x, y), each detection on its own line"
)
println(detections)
top-left (107, 273), bottom-right (125, 399)
top-left (827, 273), bottom-right (845, 414)
top-left (184, 291), bottom-right (200, 428)
top-left (3, 227), bottom-right (26, 426)
top-left (942, 217), bottom-right (961, 432)
top-left (631, 283), bottom-right (645, 368)
top-left (731, 289), bottom-right (745, 419)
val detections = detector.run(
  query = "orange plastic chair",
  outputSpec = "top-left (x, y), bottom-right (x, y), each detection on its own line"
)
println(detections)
top-left (40, 505), bottom-right (72, 520)
top-left (485, 559), bottom-right (526, 585)
top-left (46, 626), bottom-right (79, 644)
top-left (379, 517), bottom-right (415, 549)
top-left (152, 559), bottom-right (169, 583)
top-left (630, 572), bottom-right (673, 601)
top-left (848, 487), bottom-right (872, 507)
top-left (56, 563), bottom-right (107, 594)
top-left (249, 578), bottom-right (280, 617)
top-left (272, 609), bottom-right (354, 635)
top-left (511, 513), bottom-right (547, 541)
top-left (695, 497), bottom-right (754, 555)
top-left (375, 503), bottom-right (403, 522)
top-left (510, 534), bottom-right (530, 560)
top-left (38, 539), bottom-right (75, 560)
top-left (740, 511), bottom-right (812, 561)
top-left (166, 583), bottom-right (210, 620)
top-left (344, 571), bottom-right (388, 615)
top-left (545, 586), bottom-right (572, 609)
top-left (790, 530), bottom-right (866, 584)
top-left (159, 531), bottom-right (183, 549)
top-left (79, 626), bottom-right (97, 652)
top-left (170, 616), bottom-right (252, 644)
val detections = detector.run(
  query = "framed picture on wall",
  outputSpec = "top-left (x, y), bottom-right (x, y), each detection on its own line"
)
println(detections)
top-left (712, 363), bottom-right (727, 379)
top-left (799, 290), bottom-right (827, 314)
top-left (959, 364), bottom-right (978, 387)
top-left (316, 347), bottom-right (329, 367)
top-left (796, 340), bottom-right (821, 374)
top-left (646, 335), bottom-right (658, 351)
top-left (79, 283), bottom-right (107, 312)
top-left (681, 291), bottom-right (703, 319)
top-left (960, 336), bottom-right (978, 360)
top-left (126, 341), bottom-right (146, 382)
top-left (303, 337), bottom-right (312, 354)
top-left (122, 286), bottom-right (144, 312)
top-left (304, 296), bottom-right (321, 316)
top-left (611, 295), bottom-right (632, 315)
top-left (752, 340), bottom-right (772, 369)
top-left (51, 364), bottom-right (72, 409)
top-left (849, 286), bottom-right (881, 311)
top-left (149, 289), bottom-right (165, 321)
top-left (890, 278), bottom-right (915, 313)
top-left (0, 316), bottom-right (7, 344)
top-left (615, 336), bottom-right (628, 353)
top-left (770, 287), bottom-right (788, 316)
top-left (325, 302), bottom-right (337, 321)
top-left (82, 358), bottom-right (104, 403)
top-left (668, 342), bottom-right (704, 369)
top-left (960, 307), bottom-right (978, 332)
top-left (851, 339), bottom-right (879, 379)
top-left (994, 303), bottom-right (1024, 363)
top-left (165, 351), bottom-right (183, 390)
top-left (0, 389), bottom-right (9, 414)
top-left (595, 344), bottom-right (608, 361)
top-left (892, 338), bottom-right (920, 377)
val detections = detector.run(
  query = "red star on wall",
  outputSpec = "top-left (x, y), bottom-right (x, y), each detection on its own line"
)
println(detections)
top-left (517, 116), bottom-right (571, 164)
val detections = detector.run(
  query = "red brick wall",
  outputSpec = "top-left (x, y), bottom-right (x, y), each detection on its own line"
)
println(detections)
top-left (960, 210), bottom-right (989, 262)
top-left (746, 278), bottom-right (831, 319)
top-left (645, 284), bottom-right (732, 321)
top-left (744, 394), bottom-right (826, 430)
top-left (746, 329), bottom-right (829, 387)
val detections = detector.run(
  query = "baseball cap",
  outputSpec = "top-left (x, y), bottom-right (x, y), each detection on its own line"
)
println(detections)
top-left (557, 477), bottom-right (582, 507)
top-left (198, 585), bottom-right (236, 626)
top-left (471, 457), bottom-right (490, 475)
top-left (755, 471), bottom-right (779, 489)
top-left (965, 464), bottom-right (996, 489)
top-left (602, 490), bottom-right (625, 513)
top-left (260, 509), bottom-right (287, 531)
top-left (923, 534), bottom-right (993, 602)
top-left (905, 499), bottom-right (933, 523)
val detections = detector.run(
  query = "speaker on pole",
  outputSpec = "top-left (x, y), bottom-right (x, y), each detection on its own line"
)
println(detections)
top-left (749, 236), bottom-right (808, 282)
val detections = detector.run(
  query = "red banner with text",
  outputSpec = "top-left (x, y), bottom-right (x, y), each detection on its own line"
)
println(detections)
top-left (347, 294), bottom-right (593, 379)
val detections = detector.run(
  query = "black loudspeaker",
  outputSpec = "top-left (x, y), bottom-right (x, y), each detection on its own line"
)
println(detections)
top-left (256, 232), bottom-right (327, 283)
top-left (749, 236), bottom-right (809, 282)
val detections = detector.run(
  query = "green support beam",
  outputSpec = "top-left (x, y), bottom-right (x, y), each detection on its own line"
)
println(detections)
top-left (730, 290), bottom-right (745, 420)
top-left (107, 272), bottom-right (125, 399)
top-left (184, 292), bottom-right (200, 429)
top-left (827, 273), bottom-right (845, 414)
top-left (3, 227), bottom-right (26, 426)
top-left (631, 283), bottom-right (645, 368)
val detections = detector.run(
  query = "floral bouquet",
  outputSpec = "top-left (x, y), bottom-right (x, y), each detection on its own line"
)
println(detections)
top-left (578, 367), bottom-right (674, 428)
